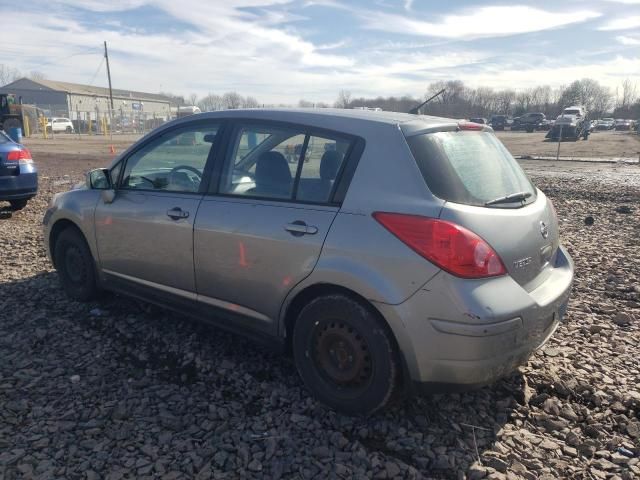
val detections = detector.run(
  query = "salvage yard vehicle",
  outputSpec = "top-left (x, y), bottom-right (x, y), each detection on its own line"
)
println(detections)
top-left (546, 106), bottom-right (589, 141)
top-left (46, 117), bottom-right (75, 133)
top-left (596, 118), bottom-right (615, 130)
top-left (614, 119), bottom-right (633, 131)
top-left (43, 109), bottom-right (574, 414)
top-left (488, 115), bottom-right (511, 131)
top-left (469, 117), bottom-right (487, 125)
top-left (0, 131), bottom-right (37, 211)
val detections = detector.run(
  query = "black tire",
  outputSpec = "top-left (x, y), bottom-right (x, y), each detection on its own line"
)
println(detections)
top-left (2, 117), bottom-right (22, 131)
top-left (53, 228), bottom-right (99, 301)
top-left (66, 126), bottom-right (72, 133)
top-left (292, 294), bottom-right (399, 415)
top-left (9, 199), bottom-right (28, 211)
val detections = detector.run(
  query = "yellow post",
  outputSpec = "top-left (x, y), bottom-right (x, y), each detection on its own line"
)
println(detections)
top-left (23, 113), bottom-right (30, 138)
top-left (40, 116), bottom-right (48, 139)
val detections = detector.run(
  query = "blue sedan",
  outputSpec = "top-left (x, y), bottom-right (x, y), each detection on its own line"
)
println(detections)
top-left (0, 131), bottom-right (38, 210)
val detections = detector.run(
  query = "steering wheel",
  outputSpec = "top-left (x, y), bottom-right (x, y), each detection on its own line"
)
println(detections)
top-left (169, 165), bottom-right (203, 179)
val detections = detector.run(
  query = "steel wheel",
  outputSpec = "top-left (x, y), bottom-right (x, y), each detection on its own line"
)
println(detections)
top-left (313, 320), bottom-right (372, 389)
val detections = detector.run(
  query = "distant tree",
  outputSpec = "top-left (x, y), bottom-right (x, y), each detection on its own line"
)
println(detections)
top-left (159, 92), bottom-right (186, 106)
top-left (334, 90), bottom-right (352, 108)
top-left (222, 92), bottom-right (243, 109)
top-left (198, 93), bottom-right (224, 112)
top-left (558, 79), bottom-right (612, 117)
top-left (617, 78), bottom-right (638, 110)
top-left (29, 71), bottom-right (47, 81)
top-left (0, 64), bottom-right (22, 86)
top-left (187, 93), bottom-right (198, 106)
top-left (298, 99), bottom-right (314, 108)
top-left (243, 96), bottom-right (260, 108)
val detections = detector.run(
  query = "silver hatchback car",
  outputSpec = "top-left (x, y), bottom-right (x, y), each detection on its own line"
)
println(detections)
top-left (44, 109), bottom-right (573, 414)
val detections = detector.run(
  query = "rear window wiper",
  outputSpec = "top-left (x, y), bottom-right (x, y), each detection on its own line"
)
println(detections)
top-left (485, 191), bottom-right (532, 206)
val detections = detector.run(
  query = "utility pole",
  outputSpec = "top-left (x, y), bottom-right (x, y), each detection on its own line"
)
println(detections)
top-left (104, 41), bottom-right (114, 111)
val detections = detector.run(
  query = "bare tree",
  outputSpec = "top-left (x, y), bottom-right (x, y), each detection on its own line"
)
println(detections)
top-left (243, 96), bottom-right (260, 108)
top-left (159, 92), bottom-right (186, 106)
top-left (618, 78), bottom-right (638, 109)
top-left (29, 71), bottom-right (47, 81)
top-left (0, 64), bottom-right (22, 86)
top-left (187, 93), bottom-right (198, 106)
top-left (198, 93), bottom-right (224, 112)
top-left (298, 99), bottom-right (314, 108)
top-left (334, 90), bottom-right (351, 109)
top-left (222, 92), bottom-right (243, 109)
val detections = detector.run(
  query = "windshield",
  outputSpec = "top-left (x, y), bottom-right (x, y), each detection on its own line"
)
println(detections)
top-left (564, 109), bottom-right (580, 115)
top-left (406, 131), bottom-right (536, 207)
top-left (0, 131), bottom-right (11, 144)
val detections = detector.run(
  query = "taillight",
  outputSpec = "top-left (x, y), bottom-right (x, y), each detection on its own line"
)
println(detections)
top-left (458, 122), bottom-right (484, 131)
top-left (373, 212), bottom-right (507, 279)
top-left (6, 149), bottom-right (32, 164)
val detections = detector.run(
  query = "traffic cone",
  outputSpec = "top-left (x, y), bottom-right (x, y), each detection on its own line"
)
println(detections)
top-left (109, 145), bottom-right (115, 155)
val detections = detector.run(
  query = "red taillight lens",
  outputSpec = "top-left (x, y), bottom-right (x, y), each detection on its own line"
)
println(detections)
top-left (458, 122), bottom-right (484, 131)
top-left (6, 149), bottom-right (32, 162)
top-left (373, 212), bottom-right (507, 279)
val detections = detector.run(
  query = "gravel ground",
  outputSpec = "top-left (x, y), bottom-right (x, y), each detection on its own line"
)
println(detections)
top-left (1, 151), bottom-right (639, 480)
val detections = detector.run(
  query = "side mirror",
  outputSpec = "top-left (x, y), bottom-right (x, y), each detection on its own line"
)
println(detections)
top-left (88, 168), bottom-right (112, 190)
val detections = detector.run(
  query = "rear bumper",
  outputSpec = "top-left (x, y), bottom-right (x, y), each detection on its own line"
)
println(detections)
top-left (375, 245), bottom-right (573, 389)
top-left (0, 168), bottom-right (38, 201)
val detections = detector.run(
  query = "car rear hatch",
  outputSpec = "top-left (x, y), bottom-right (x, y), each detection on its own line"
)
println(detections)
top-left (405, 126), bottom-right (559, 291)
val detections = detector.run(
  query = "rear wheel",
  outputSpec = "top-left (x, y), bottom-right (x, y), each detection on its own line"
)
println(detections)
top-left (53, 228), bottom-right (100, 301)
top-left (66, 126), bottom-right (72, 133)
top-left (292, 294), bottom-right (399, 415)
top-left (9, 199), bottom-right (28, 211)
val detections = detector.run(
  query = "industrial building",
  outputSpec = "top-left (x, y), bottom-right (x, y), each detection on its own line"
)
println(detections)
top-left (0, 78), bottom-right (174, 121)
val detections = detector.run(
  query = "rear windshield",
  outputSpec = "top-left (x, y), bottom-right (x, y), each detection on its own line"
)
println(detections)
top-left (406, 131), bottom-right (536, 207)
top-left (0, 132), bottom-right (10, 144)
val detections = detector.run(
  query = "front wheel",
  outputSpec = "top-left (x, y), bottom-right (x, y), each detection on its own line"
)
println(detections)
top-left (66, 126), bottom-right (72, 133)
top-left (292, 294), bottom-right (399, 415)
top-left (9, 199), bottom-right (28, 211)
top-left (53, 228), bottom-right (100, 301)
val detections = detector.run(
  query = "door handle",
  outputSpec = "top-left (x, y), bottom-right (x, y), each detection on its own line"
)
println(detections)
top-left (285, 221), bottom-right (318, 236)
top-left (167, 207), bottom-right (189, 220)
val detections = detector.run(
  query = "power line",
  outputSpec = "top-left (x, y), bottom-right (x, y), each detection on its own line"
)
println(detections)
top-left (87, 57), bottom-right (105, 86)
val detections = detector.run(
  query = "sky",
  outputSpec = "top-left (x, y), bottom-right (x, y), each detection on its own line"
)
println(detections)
top-left (2, 0), bottom-right (640, 104)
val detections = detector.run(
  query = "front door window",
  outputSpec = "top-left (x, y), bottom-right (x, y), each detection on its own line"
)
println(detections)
top-left (121, 124), bottom-right (219, 193)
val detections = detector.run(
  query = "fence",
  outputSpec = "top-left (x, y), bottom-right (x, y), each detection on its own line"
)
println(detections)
top-left (17, 104), bottom-right (173, 137)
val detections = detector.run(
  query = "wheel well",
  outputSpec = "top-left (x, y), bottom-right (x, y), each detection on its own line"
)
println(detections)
top-left (49, 219), bottom-right (83, 267)
top-left (283, 283), bottom-right (410, 391)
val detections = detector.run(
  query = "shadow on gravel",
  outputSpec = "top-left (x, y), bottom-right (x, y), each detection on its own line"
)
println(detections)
top-left (1, 271), bottom-right (518, 479)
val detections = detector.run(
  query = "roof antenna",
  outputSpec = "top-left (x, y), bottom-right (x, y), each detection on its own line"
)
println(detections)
top-left (409, 88), bottom-right (445, 115)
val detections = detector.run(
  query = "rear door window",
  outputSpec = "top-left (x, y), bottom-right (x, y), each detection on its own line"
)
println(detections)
top-left (406, 131), bottom-right (536, 207)
top-left (218, 123), bottom-right (353, 203)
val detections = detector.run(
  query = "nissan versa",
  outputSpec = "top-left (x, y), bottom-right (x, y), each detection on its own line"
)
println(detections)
top-left (44, 109), bottom-right (573, 414)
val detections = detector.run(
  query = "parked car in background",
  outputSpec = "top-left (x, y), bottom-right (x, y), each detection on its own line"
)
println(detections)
top-left (615, 119), bottom-right (633, 131)
top-left (489, 115), bottom-right (511, 130)
top-left (546, 106), bottom-right (589, 141)
top-left (46, 117), bottom-right (75, 133)
top-left (44, 109), bottom-right (574, 414)
top-left (0, 130), bottom-right (37, 210)
top-left (596, 118), bottom-right (615, 130)
top-left (518, 113), bottom-right (550, 132)
top-left (469, 117), bottom-right (487, 125)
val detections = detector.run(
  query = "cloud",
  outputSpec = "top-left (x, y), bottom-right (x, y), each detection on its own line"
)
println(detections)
top-left (359, 6), bottom-right (601, 39)
top-left (599, 15), bottom-right (640, 30)
top-left (0, 1), bottom-right (636, 104)
top-left (616, 35), bottom-right (640, 45)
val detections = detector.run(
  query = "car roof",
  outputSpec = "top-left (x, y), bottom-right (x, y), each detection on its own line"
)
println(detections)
top-left (175, 108), bottom-right (459, 137)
